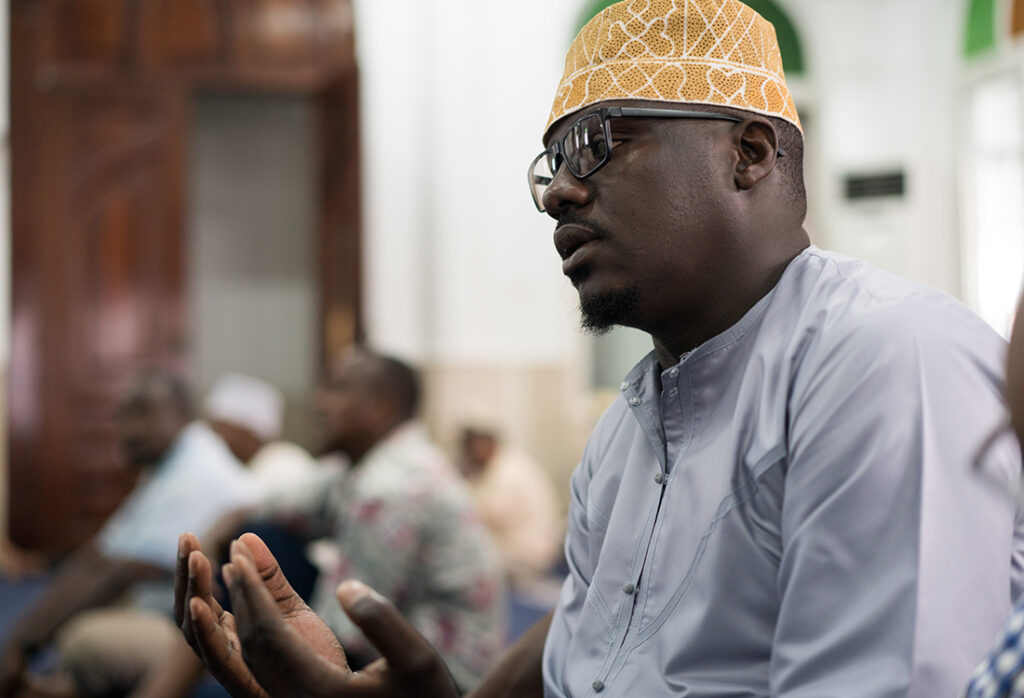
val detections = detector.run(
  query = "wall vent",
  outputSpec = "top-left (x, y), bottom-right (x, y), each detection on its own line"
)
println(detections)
top-left (843, 171), bottom-right (906, 200)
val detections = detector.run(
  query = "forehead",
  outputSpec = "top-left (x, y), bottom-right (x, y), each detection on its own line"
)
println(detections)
top-left (325, 351), bottom-right (376, 389)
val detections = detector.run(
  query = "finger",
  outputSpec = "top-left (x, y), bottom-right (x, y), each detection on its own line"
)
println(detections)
top-left (234, 533), bottom-right (305, 613)
top-left (190, 597), bottom-right (268, 698)
top-left (336, 580), bottom-right (455, 686)
top-left (189, 596), bottom-right (233, 669)
top-left (227, 550), bottom-right (349, 696)
top-left (174, 532), bottom-right (201, 627)
top-left (183, 549), bottom-right (224, 648)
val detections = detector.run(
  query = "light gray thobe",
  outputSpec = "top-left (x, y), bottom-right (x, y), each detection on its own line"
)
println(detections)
top-left (543, 246), bottom-right (1024, 697)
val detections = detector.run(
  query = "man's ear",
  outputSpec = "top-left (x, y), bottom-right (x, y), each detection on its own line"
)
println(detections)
top-left (731, 118), bottom-right (780, 190)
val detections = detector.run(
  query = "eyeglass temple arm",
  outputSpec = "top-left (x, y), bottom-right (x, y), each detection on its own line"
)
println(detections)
top-left (603, 107), bottom-right (787, 157)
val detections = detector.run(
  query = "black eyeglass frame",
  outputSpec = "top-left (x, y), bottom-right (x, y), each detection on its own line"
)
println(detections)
top-left (528, 106), bottom-right (787, 212)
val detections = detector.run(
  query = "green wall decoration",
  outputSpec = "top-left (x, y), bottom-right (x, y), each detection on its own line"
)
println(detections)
top-left (964, 0), bottom-right (998, 57)
top-left (573, 0), bottom-right (805, 75)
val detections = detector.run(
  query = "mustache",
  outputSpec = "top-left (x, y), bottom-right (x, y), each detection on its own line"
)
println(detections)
top-left (554, 213), bottom-right (612, 240)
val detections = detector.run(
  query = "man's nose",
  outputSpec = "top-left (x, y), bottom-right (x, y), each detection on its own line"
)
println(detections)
top-left (541, 163), bottom-right (592, 218)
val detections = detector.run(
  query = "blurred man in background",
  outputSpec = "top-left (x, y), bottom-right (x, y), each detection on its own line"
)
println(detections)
top-left (201, 348), bottom-right (506, 692)
top-left (457, 419), bottom-right (561, 587)
top-left (0, 370), bottom-right (258, 698)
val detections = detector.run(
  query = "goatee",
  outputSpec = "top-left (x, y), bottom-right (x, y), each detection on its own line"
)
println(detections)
top-left (580, 287), bottom-right (640, 335)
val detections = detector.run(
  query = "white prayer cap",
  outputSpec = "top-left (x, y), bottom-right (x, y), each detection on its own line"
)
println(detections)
top-left (459, 403), bottom-right (503, 436)
top-left (203, 373), bottom-right (284, 441)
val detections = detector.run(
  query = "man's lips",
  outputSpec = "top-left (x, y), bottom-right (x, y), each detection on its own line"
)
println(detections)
top-left (554, 223), bottom-right (604, 274)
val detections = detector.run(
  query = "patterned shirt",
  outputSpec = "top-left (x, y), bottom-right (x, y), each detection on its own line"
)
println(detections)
top-left (964, 601), bottom-right (1024, 698)
top-left (544, 247), bottom-right (1023, 697)
top-left (263, 423), bottom-right (505, 691)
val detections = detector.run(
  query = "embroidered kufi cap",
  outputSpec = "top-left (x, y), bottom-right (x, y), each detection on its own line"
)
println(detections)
top-left (545, 0), bottom-right (801, 138)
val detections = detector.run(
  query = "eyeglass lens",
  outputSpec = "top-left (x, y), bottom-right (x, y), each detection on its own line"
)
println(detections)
top-left (530, 113), bottom-right (609, 211)
top-left (563, 113), bottom-right (608, 178)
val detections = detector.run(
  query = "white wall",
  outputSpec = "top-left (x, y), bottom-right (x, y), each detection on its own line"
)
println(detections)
top-left (354, 0), bottom-right (585, 365)
top-left (783, 0), bottom-right (963, 296)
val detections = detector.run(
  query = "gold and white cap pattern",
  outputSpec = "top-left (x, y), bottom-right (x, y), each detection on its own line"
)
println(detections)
top-left (546, 0), bottom-right (801, 137)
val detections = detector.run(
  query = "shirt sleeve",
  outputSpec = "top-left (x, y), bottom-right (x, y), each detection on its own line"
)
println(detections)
top-left (771, 306), bottom-right (1021, 698)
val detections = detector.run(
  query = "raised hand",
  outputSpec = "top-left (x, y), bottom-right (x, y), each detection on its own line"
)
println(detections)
top-left (175, 531), bottom-right (461, 698)
top-left (175, 532), bottom-right (270, 698)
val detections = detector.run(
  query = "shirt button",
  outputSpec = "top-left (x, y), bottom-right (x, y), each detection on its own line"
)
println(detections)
top-left (622, 582), bottom-right (635, 595)
top-left (620, 381), bottom-right (630, 391)
top-left (628, 397), bottom-right (641, 407)
top-left (669, 367), bottom-right (679, 378)
top-left (668, 387), bottom-right (678, 397)
top-left (592, 680), bottom-right (605, 692)
top-left (654, 472), bottom-right (664, 484)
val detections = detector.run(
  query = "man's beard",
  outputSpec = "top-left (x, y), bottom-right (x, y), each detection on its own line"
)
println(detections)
top-left (580, 286), bottom-right (640, 335)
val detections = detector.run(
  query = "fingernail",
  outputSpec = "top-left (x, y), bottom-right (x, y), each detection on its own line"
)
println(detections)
top-left (339, 579), bottom-right (367, 595)
top-left (188, 552), bottom-right (198, 577)
top-left (229, 539), bottom-right (239, 559)
top-left (223, 563), bottom-right (234, 586)
top-left (337, 579), bottom-right (378, 606)
top-left (178, 536), bottom-right (186, 559)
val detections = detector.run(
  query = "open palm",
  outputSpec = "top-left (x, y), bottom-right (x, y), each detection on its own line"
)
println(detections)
top-left (175, 532), bottom-right (459, 698)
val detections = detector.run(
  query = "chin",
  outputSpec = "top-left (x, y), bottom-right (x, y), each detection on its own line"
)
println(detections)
top-left (579, 286), bottom-right (641, 335)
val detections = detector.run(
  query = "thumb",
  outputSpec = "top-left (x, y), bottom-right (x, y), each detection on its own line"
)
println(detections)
top-left (336, 580), bottom-right (456, 688)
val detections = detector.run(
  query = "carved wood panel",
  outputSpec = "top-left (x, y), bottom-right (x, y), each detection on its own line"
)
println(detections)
top-left (137, 0), bottom-right (226, 70)
top-left (10, 0), bottom-right (360, 551)
top-left (10, 81), bottom-right (186, 549)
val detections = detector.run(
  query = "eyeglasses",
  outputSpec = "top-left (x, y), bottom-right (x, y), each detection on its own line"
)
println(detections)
top-left (528, 106), bottom-right (786, 212)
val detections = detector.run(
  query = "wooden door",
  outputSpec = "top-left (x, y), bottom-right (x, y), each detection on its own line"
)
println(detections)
top-left (10, 75), bottom-right (188, 550)
top-left (9, 0), bottom-right (360, 551)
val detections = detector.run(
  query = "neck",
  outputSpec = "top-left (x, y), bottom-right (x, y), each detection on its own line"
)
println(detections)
top-left (650, 236), bottom-right (807, 369)
top-left (343, 420), bottom-right (406, 465)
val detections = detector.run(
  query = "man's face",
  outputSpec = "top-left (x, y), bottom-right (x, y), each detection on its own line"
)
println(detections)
top-left (542, 101), bottom-right (736, 335)
top-left (209, 419), bottom-right (263, 464)
top-left (459, 428), bottom-right (497, 476)
top-left (314, 353), bottom-right (379, 457)
top-left (117, 384), bottom-right (187, 467)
